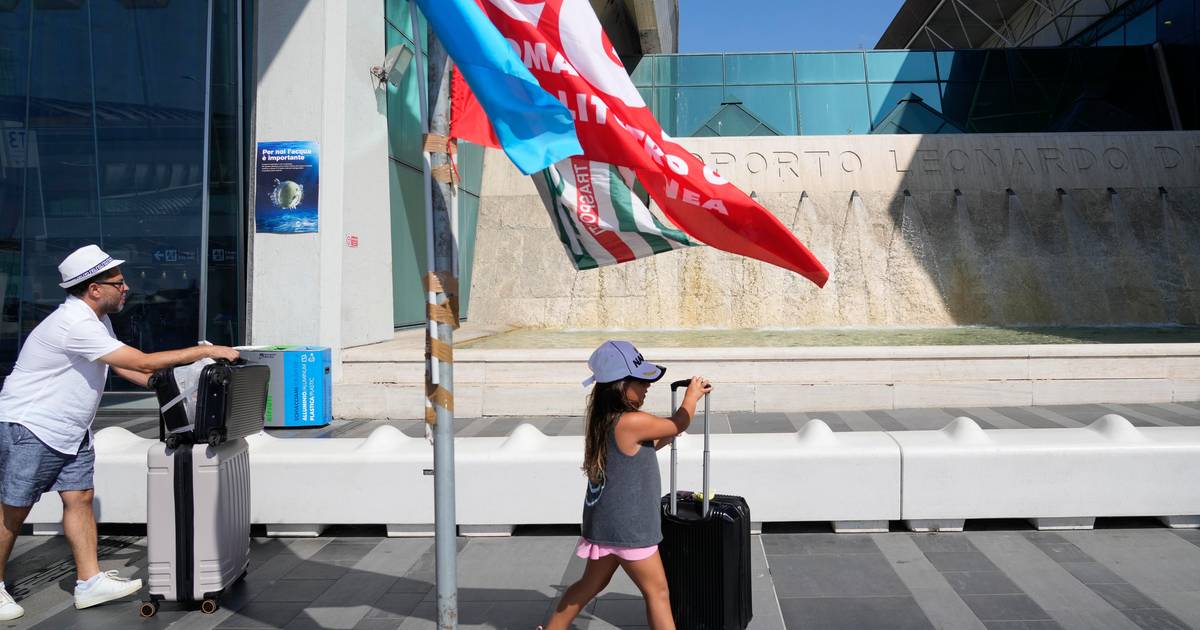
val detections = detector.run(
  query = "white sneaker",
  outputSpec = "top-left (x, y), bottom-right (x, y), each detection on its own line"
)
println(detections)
top-left (0, 585), bottom-right (23, 621)
top-left (73, 570), bottom-right (143, 609)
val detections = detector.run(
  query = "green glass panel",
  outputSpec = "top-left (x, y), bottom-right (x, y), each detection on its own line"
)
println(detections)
top-left (866, 51), bottom-right (937, 82)
top-left (655, 55), bottom-right (722, 86)
top-left (656, 86), bottom-right (723, 136)
top-left (1127, 7), bottom-right (1157, 45)
top-left (724, 53), bottom-right (793, 84)
top-left (797, 83), bottom-right (871, 135)
top-left (457, 141), bottom-right (485, 196)
top-left (457, 192), bottom-right (480, 318)
top-left (386, 24), bottom-right (426, 169)
top-left (708, 105), bottom-right (761, 136)
top-left (389, 160), bottom-right (427, 327)
top-left (868, 82), bottom-right (941, 126)
top-left (723, 85), bottom-right (797, 134)
top-left (1097, 28), bottom-right (1124, 46)
top-left (384, 0), bottom-right (426, 49)
top-left (795, 52), bottom-right (865, 83)
top-left (631, 56), bottom-right (656, 86)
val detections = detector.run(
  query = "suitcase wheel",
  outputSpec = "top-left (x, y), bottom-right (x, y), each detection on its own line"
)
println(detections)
top-left (138, 601), bottom-right (158, 618)
top-left (207, 430), bottom-right (222, 447)
top-left (165, 433), bottom-right (181, 449)
top-left (200, 598), bottom-right (220, 614)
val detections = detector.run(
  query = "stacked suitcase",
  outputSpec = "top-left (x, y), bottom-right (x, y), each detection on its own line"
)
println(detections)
top-left (659, 380), bottom-right (753, 629)
top-left (141, 360), bottom-right (269, 618)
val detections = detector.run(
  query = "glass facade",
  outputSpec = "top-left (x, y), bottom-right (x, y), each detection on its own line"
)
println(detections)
top-left (0, 0), bottom-right (249, 389)
top-left (635, 47), bottom-right (1177, 136)
top-left (385, 0), bottom-right (485, 328)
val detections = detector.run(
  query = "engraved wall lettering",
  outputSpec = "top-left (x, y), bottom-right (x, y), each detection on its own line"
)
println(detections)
top-left (1069, 147), bottom-right (1096, 171)
top-left (946, 149), bottom-right (970, 172)
top-left (1155, 145), bottom-right (1182, 169)
top-left (1037, 147), bottom-right (1069, 174)
top-left (746, 151), bottom-right (768, 174)
top-left (840, 151), bottom-right (862, 173)
top-left (711, 151), bottom-right (737, 173)
top-left (1011, 148), bottom-right (1035, 174)
top-left (891, 149), bottom-right (911, 173)
top-left (917, 149), bottom-right (940, 173)
top-left (804, 150), bottom-right (830, 176)
top-left (773, 151), bottom-right (800, 178)
top-left (1103, 147), bottom-right (1129, 170)
top-left (975, 148), bottom-right (1000, 170)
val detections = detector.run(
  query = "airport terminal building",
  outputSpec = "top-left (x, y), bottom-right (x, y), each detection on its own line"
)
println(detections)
top-left (0, 0), bottom-right (1197, 409)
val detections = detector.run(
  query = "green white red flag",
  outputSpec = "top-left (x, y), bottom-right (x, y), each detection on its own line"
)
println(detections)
top-left (448, 0), bottom-right (829, 286)
top-left (535, 157), bottom-right (695, 270)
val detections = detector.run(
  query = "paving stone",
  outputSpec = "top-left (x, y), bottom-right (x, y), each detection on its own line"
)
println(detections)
top-left (217, 601), bottom-right (309, 628)
top-left (911, 534), bottom-right (977, 552)
top-left (1027, 542), bottom-right (1093, 563)
top-left (960, 595), bottom-right (1054, 622)
top-left (762, 533), bottom-right (879, 555)
top-left (254, 578), bottom-right (336, 603)
top-left (923, 551), bottom-right (998, 572)
top-left (942, 571), bottom-right (1024, 596)
top-left (284, 560), bottom-right (353, 580)
top-left (778, 596), bottom-right (933, 630)
top-left (1122, 608), bottom-right (1194, 630)
top-left (1058, 562), bottom-right (1125, 585)
top-left (590, 596), bottom-right (649, 627)
top-left (768, 554), bottom-right (910, 597)
top-left (364, 592), bottom-right (425, 618)
top-left (980, 621), bottom-right (1063, 630)
top-left (1088, 584), bottom-right (1163, 610)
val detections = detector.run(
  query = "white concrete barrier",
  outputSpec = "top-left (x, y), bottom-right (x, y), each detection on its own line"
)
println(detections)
top-left (244, 426), bottom-right (434, 537)
top-left (892, 415), bottom-right (1200, 531)
top-left (24, 417), bottom-right (1200, 536)
top-left (26, 427), bottom-right (152, 534)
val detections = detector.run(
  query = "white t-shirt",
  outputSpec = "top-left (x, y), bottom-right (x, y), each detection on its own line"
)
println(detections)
top-left (0, 296), bottom-right (126, 454)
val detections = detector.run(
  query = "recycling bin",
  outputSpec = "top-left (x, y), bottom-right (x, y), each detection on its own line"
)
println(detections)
top-left (239, 345), bottom-right (332, 428)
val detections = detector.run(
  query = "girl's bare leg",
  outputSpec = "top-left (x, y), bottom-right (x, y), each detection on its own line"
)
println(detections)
top-left (619, 551), bottom-right (675, 630)
top-left (545, 555), bottom-right (620, 630)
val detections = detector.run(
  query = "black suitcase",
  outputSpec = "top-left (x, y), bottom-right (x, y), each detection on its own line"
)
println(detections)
top-left (150, 360), bottom-right (269, 447)
top-left (194, 360), bottom-right (269, 446)
top-left (659, 380), bottom-right (753, 629)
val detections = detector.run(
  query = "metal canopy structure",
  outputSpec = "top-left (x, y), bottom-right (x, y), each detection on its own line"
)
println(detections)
top-left (877, 0), bottom-right (1134, 49)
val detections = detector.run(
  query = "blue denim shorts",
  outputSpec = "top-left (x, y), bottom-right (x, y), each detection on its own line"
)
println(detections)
top-left (0, 422), bottom-right (95, 507)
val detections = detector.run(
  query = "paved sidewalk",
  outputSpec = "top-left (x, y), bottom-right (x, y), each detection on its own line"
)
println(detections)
top-left (2, 402), bottom-right (1192, 628)
top-left (5, 524), bottom-right (1200, 629)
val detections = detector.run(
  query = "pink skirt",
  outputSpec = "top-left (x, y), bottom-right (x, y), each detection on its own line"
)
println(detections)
top-left (575, 537), bottom-right (658, 562)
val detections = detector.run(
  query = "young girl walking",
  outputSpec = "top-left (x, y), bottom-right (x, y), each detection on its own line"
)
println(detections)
top-left (543, 340), bottom-right (711, 630)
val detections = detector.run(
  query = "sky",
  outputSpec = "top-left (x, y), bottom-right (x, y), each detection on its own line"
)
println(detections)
top-left (679, 0), bottom-right (908, 53)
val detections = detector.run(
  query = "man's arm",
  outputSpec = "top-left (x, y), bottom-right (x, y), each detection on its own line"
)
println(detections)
top-left (99, 344), bottom-right (240, 373)
top-left (112, 366), bottom-right (151, 389)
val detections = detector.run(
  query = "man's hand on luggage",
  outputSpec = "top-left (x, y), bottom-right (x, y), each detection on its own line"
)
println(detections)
top-left (207, 345), bottom-right (241, 362)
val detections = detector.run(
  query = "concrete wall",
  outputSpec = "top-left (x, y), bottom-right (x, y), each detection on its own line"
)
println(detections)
top-left (470, 131), bottom-right (1200, 328)
top-left (250, 1), bottom-right (393, 374)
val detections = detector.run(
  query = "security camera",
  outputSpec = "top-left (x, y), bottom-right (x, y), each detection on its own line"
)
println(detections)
top-left (370, 44), bottom-right (415, 89)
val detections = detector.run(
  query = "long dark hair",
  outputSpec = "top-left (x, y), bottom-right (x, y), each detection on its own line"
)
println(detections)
top-left (582, 379), bottom-right (638, 483)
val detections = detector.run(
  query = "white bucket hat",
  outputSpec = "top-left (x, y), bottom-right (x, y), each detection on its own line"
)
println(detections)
top-left (58, 244), bottom-right (124, 288)
top-left (582, 340), bottom-right (666, 386)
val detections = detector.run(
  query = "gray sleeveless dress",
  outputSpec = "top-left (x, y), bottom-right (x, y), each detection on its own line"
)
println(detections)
top-left (581, 415), bottom-right (663, 547)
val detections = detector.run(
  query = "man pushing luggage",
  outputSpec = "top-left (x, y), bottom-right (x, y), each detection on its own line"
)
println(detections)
top-left (0, 245), bottom-right (240, 620)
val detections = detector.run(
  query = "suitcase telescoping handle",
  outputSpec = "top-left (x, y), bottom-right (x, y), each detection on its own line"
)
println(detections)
top-left (669, 378), bottom-right (710, 518)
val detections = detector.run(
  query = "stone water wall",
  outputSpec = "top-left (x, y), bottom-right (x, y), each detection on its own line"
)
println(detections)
top-left (469, 132), bottom-right (1200, 328)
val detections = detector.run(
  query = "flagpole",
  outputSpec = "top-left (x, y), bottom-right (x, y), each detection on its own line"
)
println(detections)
top-left (420, 27), bottom-right (460, 630)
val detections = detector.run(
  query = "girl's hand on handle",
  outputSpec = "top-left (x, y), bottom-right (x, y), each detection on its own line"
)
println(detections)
top-left (684, 376), bottom-right (712, 404)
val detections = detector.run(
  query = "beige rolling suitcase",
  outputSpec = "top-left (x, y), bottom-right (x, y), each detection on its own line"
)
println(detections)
top-left (140, 439), bottom-right (251, 617)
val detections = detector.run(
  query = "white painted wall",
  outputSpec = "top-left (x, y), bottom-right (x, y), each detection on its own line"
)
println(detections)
top-left (250, 1), bottom-right (393, 378)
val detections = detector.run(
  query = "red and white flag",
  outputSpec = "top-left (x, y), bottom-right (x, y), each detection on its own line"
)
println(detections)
top-left (450, 0), bottom-right (829, 286)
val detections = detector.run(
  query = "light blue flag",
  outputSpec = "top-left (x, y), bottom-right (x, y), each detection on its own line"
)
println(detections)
top-left (414, 0), bottom-right (582, 175)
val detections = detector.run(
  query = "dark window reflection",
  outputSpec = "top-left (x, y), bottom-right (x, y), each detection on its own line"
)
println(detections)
top-left (0, 0), bottom-right (245, 390)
